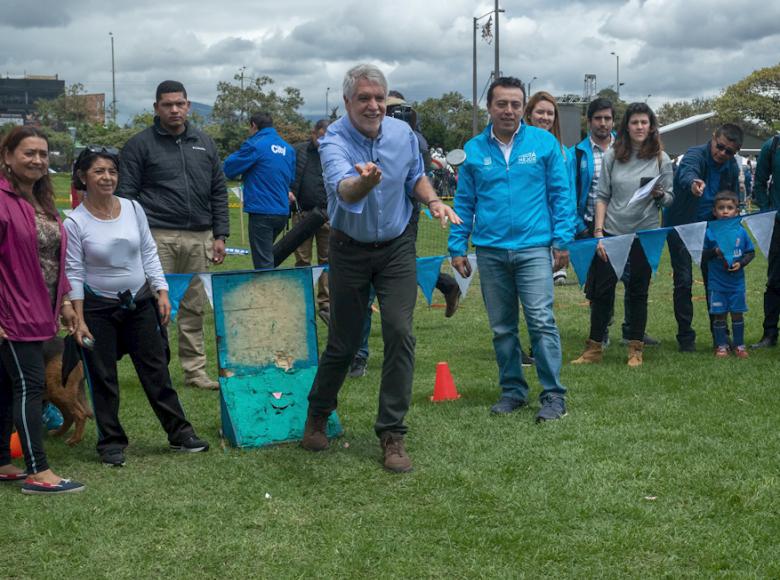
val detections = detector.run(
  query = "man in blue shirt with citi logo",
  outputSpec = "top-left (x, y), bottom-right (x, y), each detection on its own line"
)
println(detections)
top-left (223, 112), bottom-right (296, 269)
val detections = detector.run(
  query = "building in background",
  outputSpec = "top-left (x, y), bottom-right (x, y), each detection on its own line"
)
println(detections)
top-left (76, 93), bottom-right (106, 125)
top-left (0, 75), bottom-right (65, 125)
top-left (0, 75), bottom-right (105, 126)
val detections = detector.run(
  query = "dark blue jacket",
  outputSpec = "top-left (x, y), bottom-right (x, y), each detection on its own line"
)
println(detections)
top-left (753, 135), bottom-right (780, 210)
top-left (223, 127), bottom-right (296, 215)
top-left (663, 142), bottom-right (739, 227)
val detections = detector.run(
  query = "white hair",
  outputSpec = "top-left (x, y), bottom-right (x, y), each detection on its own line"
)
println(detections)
top-left (343, 64), bottom-right (387, 100)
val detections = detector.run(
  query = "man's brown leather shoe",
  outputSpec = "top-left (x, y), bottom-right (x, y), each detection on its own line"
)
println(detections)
top-left (380, 433), bottom-right (412, 473)
top-left (301, 413), bottom-right (329, 451)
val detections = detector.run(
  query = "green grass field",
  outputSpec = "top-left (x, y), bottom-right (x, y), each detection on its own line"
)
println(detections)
top-left (4, 177), bottom-right (778, 578)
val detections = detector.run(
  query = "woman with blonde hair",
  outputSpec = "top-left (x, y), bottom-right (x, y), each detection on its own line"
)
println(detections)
top-left (525, 91), bottom-right (572, 289)
top-left (525, 91), bottom-right (566, 155)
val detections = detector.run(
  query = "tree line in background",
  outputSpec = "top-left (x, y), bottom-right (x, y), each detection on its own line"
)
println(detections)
top-left (1, 63), bottom-right (777, 171)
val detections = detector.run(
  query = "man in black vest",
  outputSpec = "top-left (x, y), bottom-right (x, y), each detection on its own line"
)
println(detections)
top-left (290, 119), bottom-right (331, 323)
top-left (752, 134), bottom-right (780, 348)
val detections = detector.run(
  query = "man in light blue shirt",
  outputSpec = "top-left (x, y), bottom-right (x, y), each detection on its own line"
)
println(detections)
top-left (301, 63), bottom-right (459, 473)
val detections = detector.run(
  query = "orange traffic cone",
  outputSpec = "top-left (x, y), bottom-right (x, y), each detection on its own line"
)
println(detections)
top-left (430, 362), bottom-right (461, 402)
top-left (10, 431), bottom-right (22, 459)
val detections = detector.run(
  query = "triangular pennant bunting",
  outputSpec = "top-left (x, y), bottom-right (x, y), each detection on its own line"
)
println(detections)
top-left (636, 227), bottom-right (671, 275)
top-left (199, 273), bottom-right (213, 308)
top-left (742, 210), bottom-right (777, 258)
top-left (674, 221), bottom-right (707, 266)
top-left (311, 266), bottom-right (326, 287)
top-left (707, 217), bottom-right (742, 266)
top-left (601, 234), bottom-right (635, 281)
top-left (567, 238), bottom-right (600, 287)
top-left (416, 256), bottom-right (444, 305)
top-left (229, 186), bottom-right (243, 201)
top-left (166, 273), bottom-right (195, 323)
top-left (449, 253), bottom-right (478, 299)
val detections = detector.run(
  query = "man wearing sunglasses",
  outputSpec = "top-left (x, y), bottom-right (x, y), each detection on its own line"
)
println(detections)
top-left (664, 123), bottom-right (743, 352)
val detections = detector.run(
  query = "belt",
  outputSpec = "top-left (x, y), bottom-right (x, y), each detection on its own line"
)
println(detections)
top-left (331, 228), bottom-right (402, 249)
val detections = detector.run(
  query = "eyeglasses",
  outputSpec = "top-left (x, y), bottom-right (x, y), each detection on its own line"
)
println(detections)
top-left (83, 145), bottom-right (119, 157)
top-left (74, 145), bottom-right (120, 168)
top-left (714, 142), bottom-right (737, 156)
top-left (73, 145), bottom-right (120, 181)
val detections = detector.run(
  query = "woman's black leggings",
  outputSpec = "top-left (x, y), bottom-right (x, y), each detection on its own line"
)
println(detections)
top-left (0, 340), bottom-right (50, 473)
top-left (587, 238), bottom-right (652, 343)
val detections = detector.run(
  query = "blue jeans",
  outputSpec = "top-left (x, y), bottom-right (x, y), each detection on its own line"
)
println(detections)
top-left (248, 213), bottom-right (288, 270)
top-left (477, 246), bottom-right (567, 402)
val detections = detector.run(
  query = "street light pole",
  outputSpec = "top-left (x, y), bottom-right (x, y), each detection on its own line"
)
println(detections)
top-left (494, 0), bottom-right (500, 82)
top-left (528, 76), bottom-right (538, 96)
top-left (472, 6), bottom-right (506, 136)
top-left (238, 66), bottom-right (247, 121)
top-left (610, 51), bottom-right (620, 99)
top-left (325, 87), bottom-right (330, 118)
top-left (109, 32), bottom-right (117, 124)
top-left (472, 17), bottom-right (478, 136)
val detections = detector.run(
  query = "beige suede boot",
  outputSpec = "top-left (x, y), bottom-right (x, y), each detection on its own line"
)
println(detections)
top-left (627, 340), bottom-right (644, 367)
top-left (571, 339), bottom-right (603, 364)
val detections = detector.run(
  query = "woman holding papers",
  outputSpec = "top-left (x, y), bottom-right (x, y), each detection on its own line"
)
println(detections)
top-left (572, 102), bottom-right (673, 367)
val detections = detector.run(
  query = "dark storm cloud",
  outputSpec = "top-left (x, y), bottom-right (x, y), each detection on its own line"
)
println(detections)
top-left (1, 0), bottom-right (777, 121)
top-left (1, 0), bottom-right (71, 28)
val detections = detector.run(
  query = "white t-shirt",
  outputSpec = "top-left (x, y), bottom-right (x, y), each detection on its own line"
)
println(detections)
top-left (64, 197), bottom-right (168, 300)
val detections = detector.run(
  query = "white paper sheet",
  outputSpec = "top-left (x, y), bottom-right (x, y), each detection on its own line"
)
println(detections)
top-left (627, 175), bottom-right (661, 205)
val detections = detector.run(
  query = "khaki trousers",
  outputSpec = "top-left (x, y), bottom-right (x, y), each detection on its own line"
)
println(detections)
top-left (151, 228), bottom-right (212, 381)
top-left (292, 212), bottom-right (330, 312)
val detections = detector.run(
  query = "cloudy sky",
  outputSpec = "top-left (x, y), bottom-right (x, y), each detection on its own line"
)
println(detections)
top-left (2, 0), bottom-right (778, 123)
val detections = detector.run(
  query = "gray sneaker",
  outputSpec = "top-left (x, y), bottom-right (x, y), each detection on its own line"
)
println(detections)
top-left (170, 435), bottom-right (209, 453)
top-left (490, 397), bottom-right (527, 415)
top-left (536, 393), bottom-right (567, 423)
top-left (100, 448), bottom-right (126, 467)
top-left (348, 356), bottom-right (367, 378)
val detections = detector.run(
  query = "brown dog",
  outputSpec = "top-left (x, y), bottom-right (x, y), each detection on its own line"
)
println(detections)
top-left (42, 336), bottom-right (92, 446)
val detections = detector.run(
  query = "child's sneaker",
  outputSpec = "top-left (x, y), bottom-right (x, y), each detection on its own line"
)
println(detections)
top-left (734, 345), bottom-right (749, 359)
top-left (715, 346), bottom-right (730, 358)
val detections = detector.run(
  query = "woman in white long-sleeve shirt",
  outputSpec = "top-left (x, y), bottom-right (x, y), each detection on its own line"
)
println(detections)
top-left (64, 146), bottom-right (209, 467)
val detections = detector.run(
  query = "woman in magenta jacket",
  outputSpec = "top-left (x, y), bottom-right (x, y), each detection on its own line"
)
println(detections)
top-left (0, 126), bottom-right (85, 495)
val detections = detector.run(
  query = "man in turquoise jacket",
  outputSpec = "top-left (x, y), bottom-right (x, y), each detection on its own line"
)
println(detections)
top-left (448, 76), bottom-right (576, 422)
top-left (224, 112), bottom-right (296, 269)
